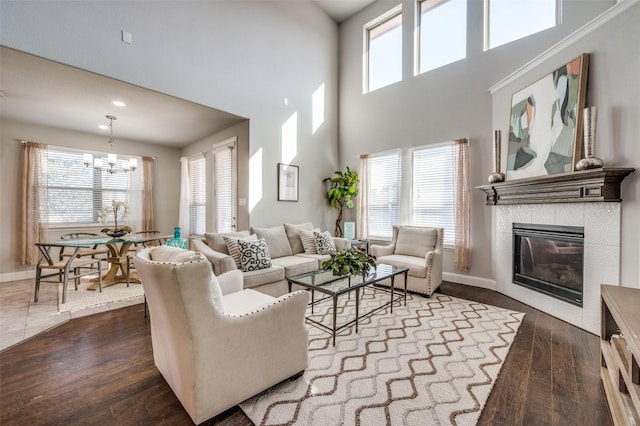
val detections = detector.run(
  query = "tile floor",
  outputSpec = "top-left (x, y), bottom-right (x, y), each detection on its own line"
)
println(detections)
top-left (0, 278), bottom-right (142, 352)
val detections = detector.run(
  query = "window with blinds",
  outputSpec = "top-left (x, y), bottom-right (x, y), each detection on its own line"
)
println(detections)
top-left (189, 155), bottom-right (207, 236)
top-left (411, 144), bottom-right (455, 246)
top-left (46, 148), bottom-right (133, 224)
top-left (213, 141), bottom-right (236, 233)
top-left (367, 151), bottom-right (401, 240)
top-left (365, 143), bottom-right (456, 246)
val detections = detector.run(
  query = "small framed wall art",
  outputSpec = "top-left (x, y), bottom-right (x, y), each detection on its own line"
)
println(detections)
top-left (506, 53), bottom-right (589, 180)
top-left (277, 163), bottom-right (299, 202)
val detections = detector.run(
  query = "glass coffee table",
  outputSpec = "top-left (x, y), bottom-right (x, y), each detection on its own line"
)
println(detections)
top-left (287, 264), bottom-right (409, 346)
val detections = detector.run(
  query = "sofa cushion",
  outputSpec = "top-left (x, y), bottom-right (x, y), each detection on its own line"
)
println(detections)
top-left (204, 230), bottom-right (251, 255)
top-left (250, 225), bottom-right (293, 259)
top-left (271, 256), bottom-right (318, 277)
top-left (238, 239), bottom-right (272, 272)
top-left (299, 228), bottom-right (320, 254)
top-left (395, 227), bottom-right (437, 258)
top-left (284, 222), bottom-right (314, 254)
top-left (149, 246), bottom-right (203, 263)
top-left (376, 254), bottom-right (427, 278)
top-left (223, 234), bottom-right (257, 267)
top-left (314, 231), bottom-right (336, 255)
top-left (295, 253), bottom-right (330, 269)
top-left (242, 265), bottom-right (286, 290)
top-left (222, 289), bottom-right (275, 315)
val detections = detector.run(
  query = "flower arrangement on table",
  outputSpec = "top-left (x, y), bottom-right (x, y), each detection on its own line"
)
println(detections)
top-left (98, 200), bottom-right (132, 238)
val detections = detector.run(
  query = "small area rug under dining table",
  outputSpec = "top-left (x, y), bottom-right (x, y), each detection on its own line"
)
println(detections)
top-left (240, 291), bottom-right (524, 426)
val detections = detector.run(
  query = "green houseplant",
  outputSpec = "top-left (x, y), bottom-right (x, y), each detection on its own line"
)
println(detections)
top-left (323, 166), bottom-right (359, 237)
top-left (322, 247), bottom-right (376, 277)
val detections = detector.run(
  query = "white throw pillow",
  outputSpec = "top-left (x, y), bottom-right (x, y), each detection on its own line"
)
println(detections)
top-left (149, 245), bottom-right (203, 263)
top-left (299, 228), bottom-right (320, 254)
top-left (314, 231), bottom-right (336, 255)
top-left (223, 234), bottom-right (257, 267)
top-left (238, 238), bottom-right (273, 272)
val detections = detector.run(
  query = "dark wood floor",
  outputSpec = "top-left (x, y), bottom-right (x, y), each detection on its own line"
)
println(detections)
top-left (0, 282), bottom-right (612, 425)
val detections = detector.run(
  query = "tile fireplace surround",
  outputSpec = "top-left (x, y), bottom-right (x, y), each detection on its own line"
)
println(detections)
top-left (494, 203), bottom-right (620, 335)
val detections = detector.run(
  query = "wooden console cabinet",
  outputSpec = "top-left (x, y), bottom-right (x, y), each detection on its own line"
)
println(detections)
top-left (601, 285), bottom-right (640, 425)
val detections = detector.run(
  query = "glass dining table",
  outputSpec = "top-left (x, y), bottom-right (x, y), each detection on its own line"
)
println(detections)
top-left (46, 233), bottom-right (171, 289)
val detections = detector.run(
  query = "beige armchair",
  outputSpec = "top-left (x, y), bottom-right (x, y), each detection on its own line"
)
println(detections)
top-left (133, 246), bottom-right (309, 424)
top-left (370, 225), bottom-right (443, 296)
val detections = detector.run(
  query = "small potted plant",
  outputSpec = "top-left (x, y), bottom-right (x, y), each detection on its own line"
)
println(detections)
top-left (322, 247), bottom-right (376, 277)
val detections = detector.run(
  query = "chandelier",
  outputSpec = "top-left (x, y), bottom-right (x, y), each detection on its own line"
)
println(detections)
top-left (83, 115), bottom-right (138, 174)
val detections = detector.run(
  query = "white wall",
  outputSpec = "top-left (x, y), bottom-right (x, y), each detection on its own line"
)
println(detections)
top-left (338, 0), bottom-right (615, 283)
top-left (0, 0), bottom-right (341, 275)
top-left (491, 2), bottom-right (640, 289)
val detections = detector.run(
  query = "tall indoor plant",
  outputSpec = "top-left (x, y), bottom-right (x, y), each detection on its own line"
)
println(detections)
top-left (323, 166), bottom-right (359, 237)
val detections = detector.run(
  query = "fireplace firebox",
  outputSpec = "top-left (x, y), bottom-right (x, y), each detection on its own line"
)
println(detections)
top-left (513, 223), bottom-right (584, 307)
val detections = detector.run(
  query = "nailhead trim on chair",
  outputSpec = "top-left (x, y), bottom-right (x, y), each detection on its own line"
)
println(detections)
top-left (226, 291), bottom-right (306, 318)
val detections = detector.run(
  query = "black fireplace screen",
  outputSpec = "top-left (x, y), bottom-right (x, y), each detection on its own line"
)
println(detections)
top-left (513, 223), bottom-right (584, 307)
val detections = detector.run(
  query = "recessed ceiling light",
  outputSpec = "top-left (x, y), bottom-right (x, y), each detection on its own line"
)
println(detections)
top-left (111, 100), bottom-right (127, 107)
top-left (98, 124), bottom-right (109, 130)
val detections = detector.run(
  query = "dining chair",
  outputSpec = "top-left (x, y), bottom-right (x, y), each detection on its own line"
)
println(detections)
top-left (35, 243), bottom-right (103, 304)
top-left (59, 232), bottom-right (109, 261)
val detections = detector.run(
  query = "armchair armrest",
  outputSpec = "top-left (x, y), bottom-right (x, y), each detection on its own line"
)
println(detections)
top-left (217, 270), bottom-right (243, 295)
top-left (191, 238), bottom-right (237, 275)
top-left (370, 243), bottom-right (394, 257)
top-left (332, 237), bottom-right (352, 251)
top-left (425, 247), bottom-right (443, 286)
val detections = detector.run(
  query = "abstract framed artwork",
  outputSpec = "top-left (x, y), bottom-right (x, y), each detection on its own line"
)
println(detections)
top-left (506, 53), bottom-right (589, 180)
top-left (277, 163), bottom-right (299, 202)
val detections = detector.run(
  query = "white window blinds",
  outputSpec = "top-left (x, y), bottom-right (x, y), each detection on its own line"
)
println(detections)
top-left (363, 143), bottom-right (457, 247)
top-left (189, 155), bottom-right (206, 236)
top-left (367, 151), bottom-right (401, 239)
top-left (411, 144), bottom-right (455, 246)
top-left (213, 142), bottom-right (236, 233)
top-left (46, 147), bottom-right (133, 224)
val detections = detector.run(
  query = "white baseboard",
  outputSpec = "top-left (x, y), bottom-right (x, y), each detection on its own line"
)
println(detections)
top-left (443, 272), bottom-right (496, 291)
top-left (0, 270), bottom-right (35, 283)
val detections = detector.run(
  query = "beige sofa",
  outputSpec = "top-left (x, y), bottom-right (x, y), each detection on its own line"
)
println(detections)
top-left (370, 225), bottom-right (444, 296)
top-left (191, 223), bottom-right (351, 297)
top-left (133, 246), bottom-right (309, 425)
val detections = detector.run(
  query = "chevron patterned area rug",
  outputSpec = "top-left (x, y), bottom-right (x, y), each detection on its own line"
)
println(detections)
top-left (240, 291), bottom-right (524, 426)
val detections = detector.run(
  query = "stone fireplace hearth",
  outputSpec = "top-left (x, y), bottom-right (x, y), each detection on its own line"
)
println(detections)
top-left (494, 203), bottom-right (620, 334)
top-left (478, 168), bottom-right (634, 335)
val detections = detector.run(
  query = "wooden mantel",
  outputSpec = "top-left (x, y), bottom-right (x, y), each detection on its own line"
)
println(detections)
top-left (476, 168), bottom-right (635, 206)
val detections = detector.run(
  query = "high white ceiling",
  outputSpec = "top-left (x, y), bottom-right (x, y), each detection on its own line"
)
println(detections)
top-left (0, 3), bottom-right (371, 147)
top-left (0, 47), bottom-right (246, 147)
top-left (313, 0), bottom-right (376, 22)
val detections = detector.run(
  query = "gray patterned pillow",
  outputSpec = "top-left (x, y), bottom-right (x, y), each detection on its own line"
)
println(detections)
top-left (314, 231), bottom-right (336, 255)
top-left (238, 238), bottom-right (272, 272)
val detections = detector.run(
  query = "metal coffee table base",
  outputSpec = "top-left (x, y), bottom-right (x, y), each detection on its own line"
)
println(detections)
top-left (291, 270), bottom-right (408, 346)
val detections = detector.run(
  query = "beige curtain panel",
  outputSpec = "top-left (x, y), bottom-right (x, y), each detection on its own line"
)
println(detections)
top-left (21, 142), bottom-right (49, 265)
top-left (356, 154), bottom-right (369, 240)
top-left (141, 156), bottom-right (157, 232)
top-left (453, 138), bottom-right (471, 271)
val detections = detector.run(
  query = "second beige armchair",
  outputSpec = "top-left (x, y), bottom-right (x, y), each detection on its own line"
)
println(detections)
top-left (370, 225), bottom-right (443, 296)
